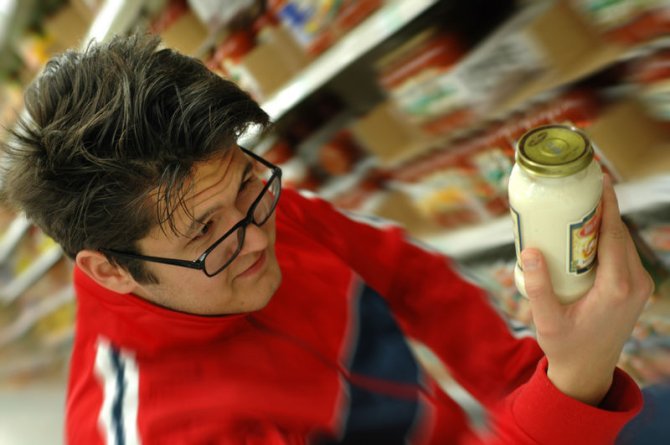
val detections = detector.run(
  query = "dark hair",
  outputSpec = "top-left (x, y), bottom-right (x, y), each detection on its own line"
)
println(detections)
top-left (0, 34), bottom-right (269, 283)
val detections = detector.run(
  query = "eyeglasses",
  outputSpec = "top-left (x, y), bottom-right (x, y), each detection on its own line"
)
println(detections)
top-left (100, 147), bottom-right (282, 277)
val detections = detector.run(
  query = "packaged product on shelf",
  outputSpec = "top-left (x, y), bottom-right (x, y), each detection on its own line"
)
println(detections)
top-left (459, 256), bottom-right (532, 327)
top-left (150, 0), bottom-right (190, 33)
top-left (529, 89), bottom-right (601, 129)
top-left (619, 210), bottom-right (670, 385)
top-left (390, 149), bottom-right (500, 230)
top-left (456, 0), bottom-right (615, 115)
top-left (317, 130), bottom-right (365, 176)
top-left (231, 23), bottom-right (310, 100)
top-left (627, 48), bottom-right (670, 129)
top-left (206, 28), bottom-right (257, 88)
top-left (496, 89), bottom-right (601, 145)
top-left (376, 28), bottom-right (472, 136)
top-left (571, 0), bottom-right (670, 46)
top-left (458, 127), bottom-right (516, 208)
top-left (267, 0), bottom-right (382, 56)
top-left (42, 2), bottom-right (91, 54)
top-left (350, 100), bottom-right (427, 165)
top-left (151, 0), bottom-right (209, 56)
top-left (620, 295), bottom-right (670, 387)
top-left (642, 223), bottom-right (670, 267)
top-left (329, 172), bottom-right (385, 212)
top-left (188, 0), bottom-right (262, 31)
top-left (624, 205), bottom-right (670, 295)
top-left (587, 97), bottom-right (670, 180)
top-left (277, 156), bottom-right (321, 191)
top-left (262, 138), bottom-right (296, 165)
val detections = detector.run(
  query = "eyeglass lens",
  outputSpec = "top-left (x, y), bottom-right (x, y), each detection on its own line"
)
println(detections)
top-left (204, 174), bottom-right (280, 275)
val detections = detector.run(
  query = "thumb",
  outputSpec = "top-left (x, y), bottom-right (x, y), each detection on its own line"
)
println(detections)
top-left (521, 249), bottom-right (562, 325)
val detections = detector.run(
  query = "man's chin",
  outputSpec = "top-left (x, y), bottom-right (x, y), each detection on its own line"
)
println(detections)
top-left (255, 266), bottom-right (282, 311)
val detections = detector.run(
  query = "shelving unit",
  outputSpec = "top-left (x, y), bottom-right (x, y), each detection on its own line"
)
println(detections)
top-left (0, 0), bottom-right (148, 401)
top-left (0, 0), bottom-right (668, 413)
top-left (237, 0), bottom-right (670, 266)
top-left (260, 0), bottom-right (440, 121)
top-left (0, 0), bottom-right (667, 331)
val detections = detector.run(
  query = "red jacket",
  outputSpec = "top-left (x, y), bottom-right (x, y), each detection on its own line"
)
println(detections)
top-left (66, 188), bottom-right (641, 444)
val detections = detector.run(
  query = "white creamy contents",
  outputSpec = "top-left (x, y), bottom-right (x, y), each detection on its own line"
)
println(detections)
top-left (509, 160), bottom-right (603, 304)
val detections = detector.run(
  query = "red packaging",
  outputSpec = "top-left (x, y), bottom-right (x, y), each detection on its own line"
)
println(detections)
top-left (318, 131), bottom-right (364, 176)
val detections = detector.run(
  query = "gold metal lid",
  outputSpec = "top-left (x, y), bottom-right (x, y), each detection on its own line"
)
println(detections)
top-left (516, 124), bottom-right (594, 177)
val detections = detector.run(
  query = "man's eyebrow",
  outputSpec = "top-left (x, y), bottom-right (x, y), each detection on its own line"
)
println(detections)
top-left (184, 160), bottom-right (254, 238)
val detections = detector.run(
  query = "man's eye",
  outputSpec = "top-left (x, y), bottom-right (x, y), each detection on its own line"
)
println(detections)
top-left (194, 221), bottom-right (212, 240)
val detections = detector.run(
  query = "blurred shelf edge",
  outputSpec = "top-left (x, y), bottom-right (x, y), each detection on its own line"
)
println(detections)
top-left (83, 0), bottom-right (145, 46)
top-left (0, 215), bottom-right (30, 264)
top-left (0, 286), bottom-right (74, 348)
top-left (418, 174), bottom-right (670, 258)
top-left (259, 0), bottom-right (440, 121)
top-left (0, 245), bottom-right (64, 304)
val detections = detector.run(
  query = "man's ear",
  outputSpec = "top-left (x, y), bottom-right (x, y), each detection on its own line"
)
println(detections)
top-left (75, 250), bottom-right (139, 294)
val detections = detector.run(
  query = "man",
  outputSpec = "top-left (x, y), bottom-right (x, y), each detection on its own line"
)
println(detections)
top-left (0, 34), bottom-right (653, 444)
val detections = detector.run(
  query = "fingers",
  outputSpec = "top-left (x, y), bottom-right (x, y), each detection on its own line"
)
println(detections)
top-left (596, 175), bottom-right (629, 279)
top-left (521, 249), bottom-right (563, 330)
top-left (595, 176), bottom-right (654, 303)
top-left (625, 234), bottom-right (655, 302)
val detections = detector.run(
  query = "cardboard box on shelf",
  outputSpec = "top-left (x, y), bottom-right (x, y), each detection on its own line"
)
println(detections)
top-left (587, 99), bottom-right (670, 181)
top-left (160, 10), bottom-right (209, 56)
top-left (69, 0), bottom-right (102, 21)
top-left (235, 26), bottom-right (309, 100)
top-left (349, 100), bottom-right (429, 166)
top-left (525, 0), bottom-right (607, 76)
top-left (458, 0), bottom-right (617, 115)
top-left (373, 190), bottom-right (443, 237)
top-left (43, 4), bottom-right (91, 53)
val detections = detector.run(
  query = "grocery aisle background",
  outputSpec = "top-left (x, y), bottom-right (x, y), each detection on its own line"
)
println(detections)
top-left (1, 0), bottom-right (670, 444)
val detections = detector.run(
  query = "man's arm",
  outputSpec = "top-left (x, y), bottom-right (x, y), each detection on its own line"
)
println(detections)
top-left (281, 182), bottom-right (646, 442)
top-left (520, 174), bottom-right (653, 406)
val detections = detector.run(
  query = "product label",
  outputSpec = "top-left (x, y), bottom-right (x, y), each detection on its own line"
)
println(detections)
top-left (510, 205), bottom-right (523, 269)
top-left (572, 0), bottom-right (641, 29)
top-left (454, 31), bottom-right (545, 107)
top-left (642, 79), bottom-right (670, 122)
top-left (472, 147), bottom-right (514, 193)
top-left (391, 70), bottom-right (470, 123)
top-left (567, 203), bottom-right (602, 275)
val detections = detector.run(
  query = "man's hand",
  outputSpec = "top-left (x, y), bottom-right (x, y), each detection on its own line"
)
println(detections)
top-left (521, 174), bottom-right (654, 406)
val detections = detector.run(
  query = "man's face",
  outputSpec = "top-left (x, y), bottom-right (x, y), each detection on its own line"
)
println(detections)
top-left (131, 147), bottom-right (282, 315)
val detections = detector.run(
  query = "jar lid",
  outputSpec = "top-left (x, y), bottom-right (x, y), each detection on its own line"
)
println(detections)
top-left (516, 124), bottom-right (593, 177)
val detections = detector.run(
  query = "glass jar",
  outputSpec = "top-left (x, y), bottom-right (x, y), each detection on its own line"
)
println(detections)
top-left (508, 124), bottom-right (603, 304)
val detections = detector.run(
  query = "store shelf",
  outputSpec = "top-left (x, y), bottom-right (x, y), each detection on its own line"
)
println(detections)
top-left (0, 0), bottom-right (141, 305)
top-left (260, 0), bottom-right (440, 121)
top-left (378, 8), bottom-right (670, 171)
top-left (420, 174), bottom-right (670, 258)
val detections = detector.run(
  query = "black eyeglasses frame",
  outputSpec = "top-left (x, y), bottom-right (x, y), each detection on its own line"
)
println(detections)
top-left (99, 147), bottom-right (282, 277)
